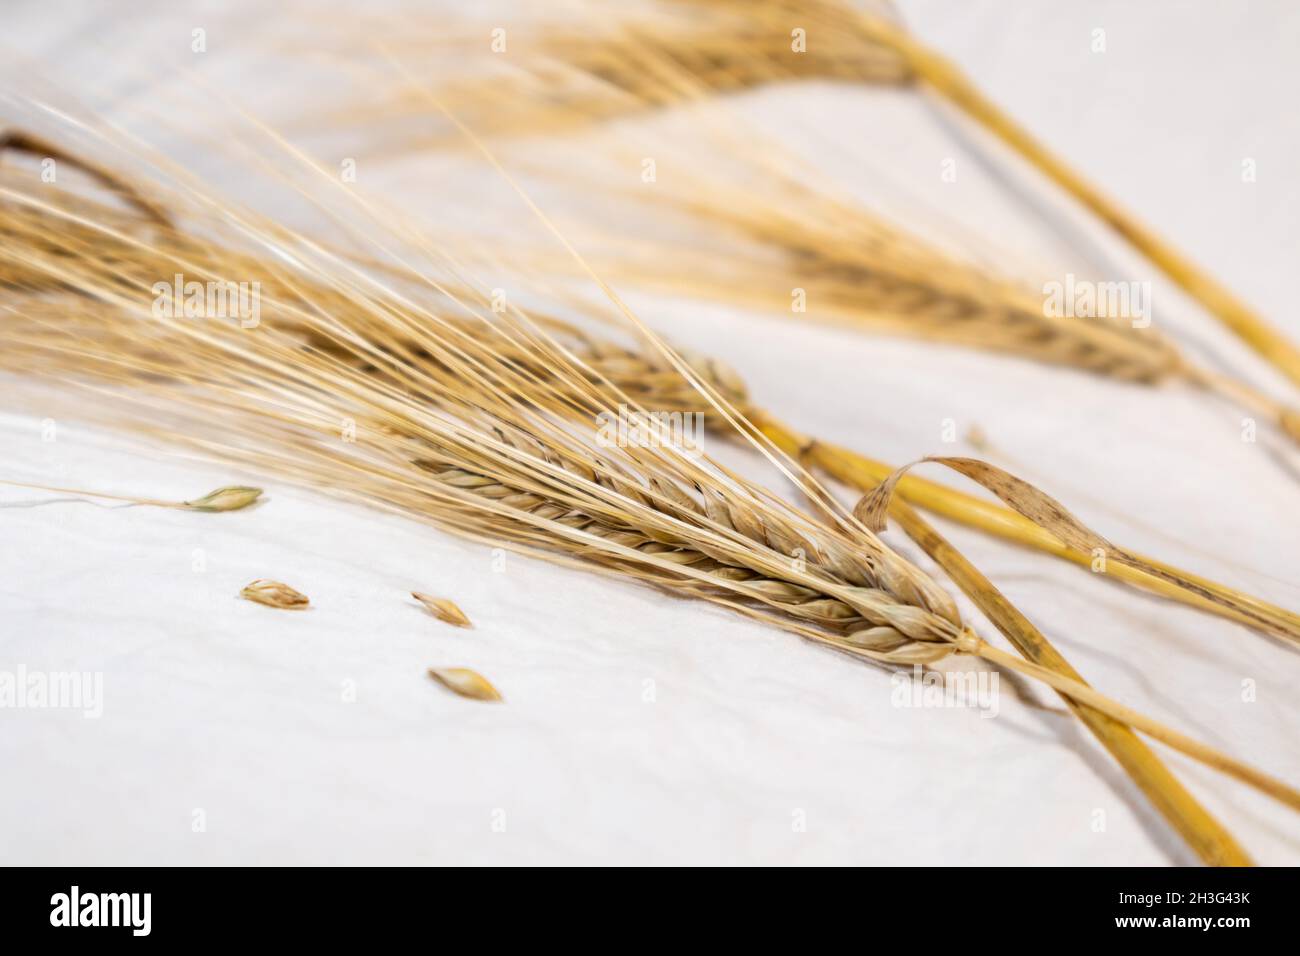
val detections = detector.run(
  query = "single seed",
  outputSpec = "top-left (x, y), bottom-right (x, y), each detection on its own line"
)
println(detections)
top-left (427, 667), bottom-right (502, 702)
top-left (412, 592), bottom-right (473, 628)
top-left (240, 579), bottom-right (310, 610)
top-left (183, 485), bottom-right (263, 512)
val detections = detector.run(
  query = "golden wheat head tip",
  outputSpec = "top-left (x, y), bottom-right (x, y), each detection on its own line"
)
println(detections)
top-left (240, 579), bottom-right (310, 610)
top-left (412, 592), bottom-right (473, 628)
top-left (427, 667), bottom-right (502, 702)
top-left (183, 485), bottom-right (263, 512)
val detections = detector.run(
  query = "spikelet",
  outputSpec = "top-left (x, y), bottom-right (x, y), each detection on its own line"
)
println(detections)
top-left (413, 593), bottom-right (474, 629)
top-left (241, 579), bottom-right (311, 610)
top-left (428, 667), bottom-right (502, 701)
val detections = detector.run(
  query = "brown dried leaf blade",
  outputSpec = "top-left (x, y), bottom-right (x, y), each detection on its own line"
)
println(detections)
top-left (854, 456), bottom-right (1287, 637)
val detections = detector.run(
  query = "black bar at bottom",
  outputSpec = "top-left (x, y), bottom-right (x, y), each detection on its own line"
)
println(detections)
top-left (0, 865), bottom-right (1284, 941)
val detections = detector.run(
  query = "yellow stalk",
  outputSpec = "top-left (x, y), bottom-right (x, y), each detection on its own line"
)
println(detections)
top-left (972, 635), bottom-right (1300, 819)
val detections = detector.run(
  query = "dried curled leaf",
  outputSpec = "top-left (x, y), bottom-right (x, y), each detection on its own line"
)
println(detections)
top-left (427, 667), bottom-right (502, 702)
top-left (412, 592), bottom-right (473, 628)
top-left (183, 485), bottom-right (263, 512)
top-left (240, 578), bottom-right (310, 609)
top-left (854, 456), bottom-right (1287, 638)
top-left (853, 456), bottom-right (1113, 554)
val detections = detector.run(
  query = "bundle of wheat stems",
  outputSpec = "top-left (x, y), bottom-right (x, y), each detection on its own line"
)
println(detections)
top-left (4, 133), bottom-right (1294, 647)
top-left (2, 125), bottom-right (1298, 866)
top-left (349, 0), bottom-right (1300, 446)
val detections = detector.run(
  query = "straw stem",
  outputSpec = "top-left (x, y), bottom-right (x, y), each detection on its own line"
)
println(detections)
top-left (894, 499), bottom-right (1252, 867)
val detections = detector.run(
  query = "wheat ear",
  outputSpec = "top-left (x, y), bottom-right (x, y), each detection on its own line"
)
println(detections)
top-left (374, 3), bottom-right (1300, 444)
top-left (849, 10), bottom-right (1300, 396)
